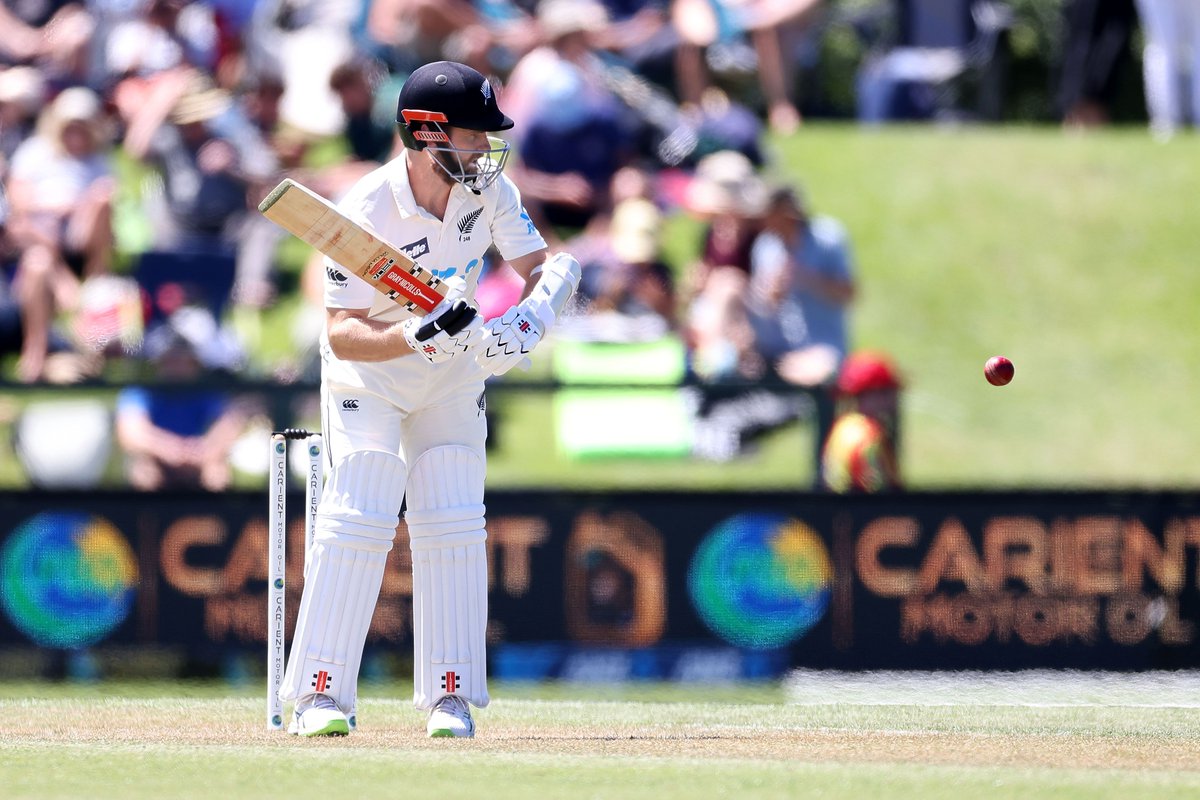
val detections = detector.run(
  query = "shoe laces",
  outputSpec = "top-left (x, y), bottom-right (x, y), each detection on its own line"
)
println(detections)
top-left (298, 692), bottom-right (339, 713)
top-left (435, 694), bottom-right (471, 720)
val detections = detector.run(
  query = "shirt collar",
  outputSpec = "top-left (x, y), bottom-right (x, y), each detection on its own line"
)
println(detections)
top-left (389, 155), bottom-right (478, 222)
top-left (388, 156), bottom-right (422, 220)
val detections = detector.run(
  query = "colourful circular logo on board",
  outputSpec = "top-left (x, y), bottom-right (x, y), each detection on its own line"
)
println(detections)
top-left (0, 513), bottom-right (137, 648)
top-left (688, 513), bottom-right (832, 649)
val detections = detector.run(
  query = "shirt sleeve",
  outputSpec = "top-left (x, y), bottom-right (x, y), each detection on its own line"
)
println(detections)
top-left (812, 217), bottom-right (854, 281)
top-left (322, 253), bottom-right (378, 310)
top-left (488, 175), bottom-right (547, 261)
top-left (7, 138), bottom-right (41, 181)
top-left (115, 387), bottom-right (151, 418)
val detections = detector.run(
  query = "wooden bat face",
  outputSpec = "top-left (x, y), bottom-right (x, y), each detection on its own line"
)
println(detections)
top-left (258, 178), bottom-right (446, 315)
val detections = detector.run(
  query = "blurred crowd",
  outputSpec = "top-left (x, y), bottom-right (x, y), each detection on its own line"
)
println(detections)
top-left (0, 0), bottom-right (1187, 490)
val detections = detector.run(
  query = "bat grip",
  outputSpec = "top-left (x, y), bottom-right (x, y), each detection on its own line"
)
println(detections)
top-left (414, 299), bottom-right (477, 341)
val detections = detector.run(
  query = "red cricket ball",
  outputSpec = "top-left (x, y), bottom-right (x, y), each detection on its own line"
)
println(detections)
top-left (985, 356), bottom-right (1015, 386)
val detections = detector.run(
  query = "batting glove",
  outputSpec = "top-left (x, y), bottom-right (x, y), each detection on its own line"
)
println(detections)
top-left (475, 303), bottom-right (548, 376)
top-left (402, 298), bottom-right (482, 364)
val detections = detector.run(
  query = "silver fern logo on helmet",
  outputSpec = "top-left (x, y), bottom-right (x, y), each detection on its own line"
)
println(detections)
top-left (481, 79), bottom-right (492, 101)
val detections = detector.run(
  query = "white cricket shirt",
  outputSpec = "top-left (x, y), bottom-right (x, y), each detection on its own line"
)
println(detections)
top-left (322, 156), bottom-right (546, 323)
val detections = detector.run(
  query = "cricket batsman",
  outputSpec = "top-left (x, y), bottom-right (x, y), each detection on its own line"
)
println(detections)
top-left (279, 61), bottom-right (580, 738)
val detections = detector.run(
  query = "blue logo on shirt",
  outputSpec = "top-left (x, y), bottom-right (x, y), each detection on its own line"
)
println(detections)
top-left (519, 207), bottom-right (536, 235)
top-left (430, 259), bottom-right (480, 281)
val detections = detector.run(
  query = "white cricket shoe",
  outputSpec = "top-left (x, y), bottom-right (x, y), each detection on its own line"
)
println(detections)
top-left (288, 692), bottom-right (350, 737)
top-left (427, 695), bottom-right (475, 738)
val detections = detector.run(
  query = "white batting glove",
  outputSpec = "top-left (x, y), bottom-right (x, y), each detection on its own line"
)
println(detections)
top-left (474, 253), bottom-right (581, 377)
top-left (475, 303), bottom-right (547, 376)
top-left (402, 298), bottom-right (482, 364)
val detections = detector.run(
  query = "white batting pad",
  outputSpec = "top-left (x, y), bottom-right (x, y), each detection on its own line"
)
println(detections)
top-left (405, 445), bottom-right (489, 710)
top-left (317, 449), bottom-right (407, 546)
top-left (280, 450), bottom-right (405, 713)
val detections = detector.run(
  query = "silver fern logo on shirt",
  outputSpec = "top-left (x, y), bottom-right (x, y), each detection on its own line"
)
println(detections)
top-left (456, 208), bottom-right (484, 242)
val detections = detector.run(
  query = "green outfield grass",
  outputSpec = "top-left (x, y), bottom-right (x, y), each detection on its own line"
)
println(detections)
top-left (4, 678), bottom-right (1200, 799)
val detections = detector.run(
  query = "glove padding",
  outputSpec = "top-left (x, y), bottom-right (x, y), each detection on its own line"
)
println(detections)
top-left (402, 298), bottom-right (482, 364)
top-left (474, 252), bottom-right (581, 377)
top-left (475, 302), bottom-right (547, 377)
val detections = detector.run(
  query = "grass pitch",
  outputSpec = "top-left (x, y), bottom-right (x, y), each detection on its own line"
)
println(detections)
top-left (4, 675), bottom-right (1200, 799)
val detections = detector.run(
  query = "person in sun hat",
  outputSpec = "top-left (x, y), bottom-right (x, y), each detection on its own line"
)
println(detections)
top-left (4, 85), bottom-right (115, 382)
top-left (680, 149), bottom-right (768, 381)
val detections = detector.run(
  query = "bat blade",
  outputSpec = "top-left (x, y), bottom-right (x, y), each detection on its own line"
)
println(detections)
top-left (258, 178), bottom-right (445, 315)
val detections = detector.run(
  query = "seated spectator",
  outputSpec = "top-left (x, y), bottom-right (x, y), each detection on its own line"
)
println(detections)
top-left (4, 86), bottom-right (115, 383)
top-left (328, 58), bottom-right (396, 165)
top-left (748, 183), bottom-right (855, 387)
top-left (102, 0), bottom-right (219, 85)
top-left (680, 149), bottom-right (767, 381)
top-left (603, 197), bottom-right (677, 325)
top-left (670, 0), bottom-right (824, 132)
top-left (0, 1), bottom-right (94, 84)
top-left (103, 0), bottom-right (223, 133)
top-left (302, 58), bottom-right (405, 204)
top-left (503, 0), bottom-right (639, 231)
top-left (235, 69), bottom-right (291, 167)
top-left (123, 69), bottom-right (278, 308)
top-left (821, 351), bottom-right (903, 492)
top-left (366, 0), bottom-right (489, 73)
top-left (565, 194), bottom-right (677, 342)
top-left (219, 68), bottom-right (304, 309)
top-left (242, 0), bottom-right (359, 139)
top-left (115, 307), bottom-right (252, 491)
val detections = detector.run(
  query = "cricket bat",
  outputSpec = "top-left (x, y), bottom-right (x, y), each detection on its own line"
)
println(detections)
top-left (258, 178), bottom-right (446, 315)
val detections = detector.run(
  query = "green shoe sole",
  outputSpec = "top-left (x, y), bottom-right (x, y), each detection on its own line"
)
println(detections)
top-left (300, 720), bottom-right (350, 737)
top-left (428, 729), bottom-right (455, 738)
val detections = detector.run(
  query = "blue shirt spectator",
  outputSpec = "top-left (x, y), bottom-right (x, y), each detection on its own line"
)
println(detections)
top-left (114, 308), bottom-right (253, 490)
top-left (749, 185), bottom-right (856, 386)
top-left (116, 385), bottom-right (230, 439)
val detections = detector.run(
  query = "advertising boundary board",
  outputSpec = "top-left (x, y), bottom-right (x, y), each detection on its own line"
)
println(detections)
top-left (1, 490), bottom-right (1198, 679)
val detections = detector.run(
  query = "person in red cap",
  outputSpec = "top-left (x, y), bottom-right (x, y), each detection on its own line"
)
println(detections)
top-left (820, 350), bottom-right (903, 493)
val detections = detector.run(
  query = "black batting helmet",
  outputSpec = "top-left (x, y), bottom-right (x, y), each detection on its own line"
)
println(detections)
top-left (397, 61), bottom-right (513, 151)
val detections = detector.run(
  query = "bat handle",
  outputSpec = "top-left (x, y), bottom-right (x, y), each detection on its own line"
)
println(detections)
top-left (414, 299), bottom-right (477, 341)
